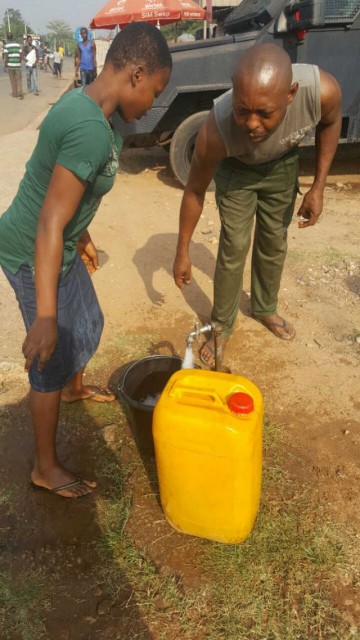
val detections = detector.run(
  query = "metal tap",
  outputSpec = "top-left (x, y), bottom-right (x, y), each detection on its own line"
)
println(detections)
top-left (186, 321), bottom-right (212, 348)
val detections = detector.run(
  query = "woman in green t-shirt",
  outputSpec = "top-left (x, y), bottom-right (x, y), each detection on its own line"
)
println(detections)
top-left (0, 23), bottom-right (172, 499)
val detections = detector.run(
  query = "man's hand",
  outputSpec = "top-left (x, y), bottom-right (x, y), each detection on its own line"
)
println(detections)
top-left (173, 251), bottom-right (191, 290)
top-left (297, 187), bottom-right (324, 228)
top-left (22, 318), bottom-right (58, 372)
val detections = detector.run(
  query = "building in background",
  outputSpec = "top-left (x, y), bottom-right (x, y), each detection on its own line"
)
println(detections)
top-left (199, 0), bottom-right (243, 37)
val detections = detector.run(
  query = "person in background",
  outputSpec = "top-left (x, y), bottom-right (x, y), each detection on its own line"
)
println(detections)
top-left (53, 47), bottom-right (62, 77)
top-left (75, 27), bottom-right (96, 86)
top-left (37, 43), bottom-right (45, 70)
top-left (23, 35), bottom-right (39, 95)
top-left (3, 32), bottom-right (24, 100)
top-left (0, 23), bottom-right (172, 499)
top-left (173, 44), bottom-right (342, 366)
top-left (49, 50), bottom-right (54, 73)
top-left (58, 44), bottom-right (65, 74)
top-left (44, 45), bottom-right (52, 73)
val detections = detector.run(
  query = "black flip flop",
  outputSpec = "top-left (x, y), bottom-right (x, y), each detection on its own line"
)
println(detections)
top-left (30, 478), bottom-right (93, 499)
top-left (253, 316), bottom-right (296, 341)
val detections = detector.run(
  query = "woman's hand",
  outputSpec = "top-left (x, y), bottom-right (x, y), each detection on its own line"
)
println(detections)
top-left (78, 230), bottom-right (99, 274)
top-left (22, 318), bottom-right (58, 372)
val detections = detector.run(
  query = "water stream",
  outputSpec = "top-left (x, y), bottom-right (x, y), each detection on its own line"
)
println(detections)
top-left (181, 345), bottom-right (195, 369)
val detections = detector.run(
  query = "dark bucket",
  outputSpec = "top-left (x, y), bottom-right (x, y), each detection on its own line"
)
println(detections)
top-left (118, 355), bottom-right (183, 456)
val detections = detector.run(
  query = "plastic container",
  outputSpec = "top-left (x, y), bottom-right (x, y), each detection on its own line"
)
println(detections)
top-left (153, 368), bottom-right (263, 544)
top-left (117, 355), bottom-right (199, 456)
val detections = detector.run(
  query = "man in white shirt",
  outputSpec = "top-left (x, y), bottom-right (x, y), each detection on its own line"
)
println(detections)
top-left (53, 48), bottom-right (62, 77)
top-left (23, 35), bottom-right (39, 95)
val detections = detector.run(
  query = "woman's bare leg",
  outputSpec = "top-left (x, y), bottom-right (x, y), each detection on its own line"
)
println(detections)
top-left (30, 387), bottom-right (96, 497)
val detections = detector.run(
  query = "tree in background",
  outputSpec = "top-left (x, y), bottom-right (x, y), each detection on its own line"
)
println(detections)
top-left (46, 19), bottom-right (73, 52)
top-left (161, 19), bottom-right (204, 41)
top-left (2, 8), bottom-right (33, 40)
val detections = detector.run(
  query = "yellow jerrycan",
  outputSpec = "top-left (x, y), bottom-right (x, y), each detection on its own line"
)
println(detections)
top-left (153, 369), bottom-right (263, 544)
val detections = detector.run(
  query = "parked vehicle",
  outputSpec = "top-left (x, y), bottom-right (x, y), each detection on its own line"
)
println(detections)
top-left (112, 0), bottom-right (360, 185)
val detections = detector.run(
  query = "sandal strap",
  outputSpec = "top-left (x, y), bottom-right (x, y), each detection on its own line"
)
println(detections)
top-left (50, 477), bottom-right (82, 493)
top-left (259, 320), bottom-right (285, 330)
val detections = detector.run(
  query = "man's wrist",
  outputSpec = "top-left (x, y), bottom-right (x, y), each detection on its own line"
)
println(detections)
top-left (176, 242), bottom-right (190, 255)
top-left (310, 180), bottom-right (325, 193)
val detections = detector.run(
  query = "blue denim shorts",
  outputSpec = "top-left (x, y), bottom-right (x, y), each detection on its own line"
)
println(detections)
top-left (2, 253), bottom-right (104, 392)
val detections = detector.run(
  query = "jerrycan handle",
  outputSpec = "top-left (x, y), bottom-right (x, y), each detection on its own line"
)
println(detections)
top-left (171, 387), bottom-right (224, 407)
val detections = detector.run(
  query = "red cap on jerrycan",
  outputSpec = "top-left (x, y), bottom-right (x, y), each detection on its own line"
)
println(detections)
top-left (228, 392), bottom-right (254, 415)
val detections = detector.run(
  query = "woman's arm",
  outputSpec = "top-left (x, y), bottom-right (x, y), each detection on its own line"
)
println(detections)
top-left (22, 165), bottom-right (87, 372)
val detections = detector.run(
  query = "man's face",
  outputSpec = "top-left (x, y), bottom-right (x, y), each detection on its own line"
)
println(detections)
top-left (80, 29), bottom-right (88, 41)
top-left (27, 36), bottom-right (32, 47)
top-left (232, 77), bottom-right (297, 143)
top-left (117, 66), bottom-right (171, 124)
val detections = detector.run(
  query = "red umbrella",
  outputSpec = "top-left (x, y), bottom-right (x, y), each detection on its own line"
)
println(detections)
top-left (90, 0), bottom-right (206, 29)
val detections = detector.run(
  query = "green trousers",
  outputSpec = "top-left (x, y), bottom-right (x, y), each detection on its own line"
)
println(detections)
top-left (212, 152), bottom-right (299, 337)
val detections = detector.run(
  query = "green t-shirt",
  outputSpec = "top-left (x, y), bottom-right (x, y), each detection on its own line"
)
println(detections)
top-left (0, 88), bottom-right (122, 274)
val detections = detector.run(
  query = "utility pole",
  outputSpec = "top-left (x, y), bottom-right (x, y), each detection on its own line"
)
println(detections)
top-left (6, 9), bottom-right (11, 33)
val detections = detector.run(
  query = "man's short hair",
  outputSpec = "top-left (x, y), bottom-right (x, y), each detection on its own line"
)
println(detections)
top-left (7, 32), bottom-right (13, 39)
top-left (105, 22), bottom-right (172, 75)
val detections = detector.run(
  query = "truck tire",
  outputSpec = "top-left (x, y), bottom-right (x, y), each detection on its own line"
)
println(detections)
top-left (169, 111), bottom-right (210, 186)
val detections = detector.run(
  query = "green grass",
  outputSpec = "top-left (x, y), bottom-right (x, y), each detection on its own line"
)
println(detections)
top-left (320, 247), bottom-right (346, 266)
top-left (0, 488), bottom-right (16, 515)
top-left (203, 512), bottom-right (349, 639)
top-left (287, 248), bottom-right (309, 266)
top-left (85, 386), bottom-right (204, 637)
top-left (88, 405), bottom-right (358, 639)
top-left (0, 481), bottom-right (27, 518)
top-left (94, 468), bottom-right (203, 637)
top-left (288, 246), bottom-right (356, 269)
top-left (68, 340), bottom-right (359, 640)
top-left (96, 494), bottom-right (205, 638)
top-left (200, 421), bottom-right (357, 640)
top-left (2, 334), bottom-right (357, 640)
top-left (0, 570), bottom-right (52, 640)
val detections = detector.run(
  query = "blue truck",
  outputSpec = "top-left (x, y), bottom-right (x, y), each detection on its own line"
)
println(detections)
top-left (112, 0), bottom-right (360, 185)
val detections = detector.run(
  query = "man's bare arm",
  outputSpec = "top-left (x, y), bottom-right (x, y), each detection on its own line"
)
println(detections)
top-left (173, 110), bottom-right (227, 289)
top-left (313, 69), bottom-right (342, 189)
top-left (298, 69), bottom-right (342, 228)
top-left (92, 41), bottom-right (97, 75)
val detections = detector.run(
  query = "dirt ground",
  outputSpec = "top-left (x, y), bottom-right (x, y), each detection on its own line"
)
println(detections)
top-left (0, 135), bottom-right (359, 638)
